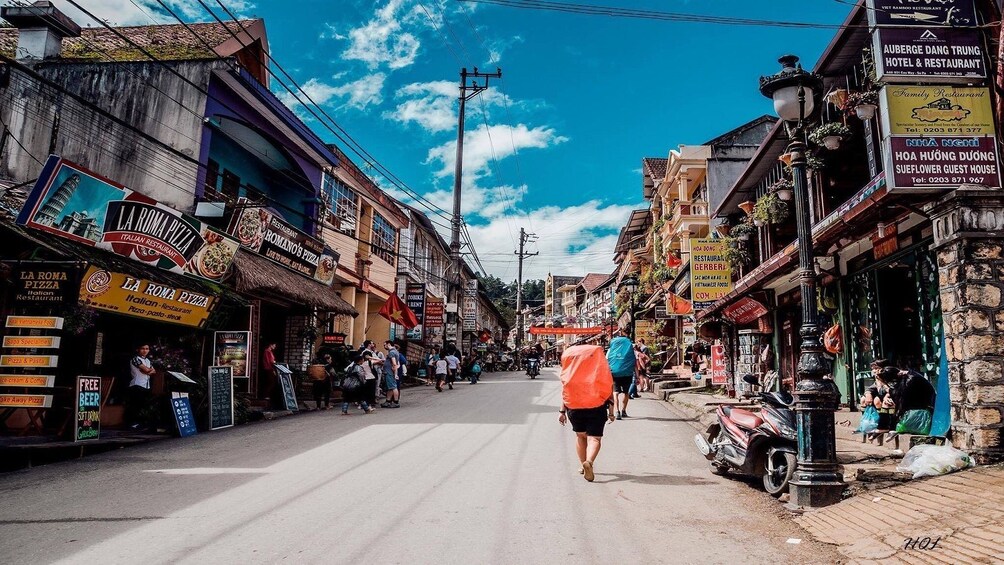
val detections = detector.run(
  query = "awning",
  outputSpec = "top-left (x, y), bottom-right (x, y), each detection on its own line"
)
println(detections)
top-left (229, 249), bottom-right (357, 316)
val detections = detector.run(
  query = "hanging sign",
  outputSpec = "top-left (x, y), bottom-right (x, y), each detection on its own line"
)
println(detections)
top-left (170, 393), bottom-right (197, 437)
top-left (213, 331), bottom-right (251, 378)
top-left (17, 156), bottom-right (239, 282)
top-left (405, 283), bottom-right (426, 341)
top-left (75, 376), bottom-right (101, 441)
top-left (14, 265), bottom-right (77, 305)
top-left (723, 297), bottom-right (769, 325)
top-left (866, 0), bottom-right (976, 27)
top-left (0, 355), bottom-right (58, 368)
top-left (78, 266), bottom-right (216, 327)
top-left (885, 136), bottom-right (1001, 191)
top-left (691, 238), bottom-right (732, 309)
top-left (228, 198), bottom-right (338, 286)
top-left (2, 336), bottom-right (61, 349)
top-left (881, 86), bottom-right (996, 136)
top-left (710, 345), bottom-right (728, 386)
top-left (208, 365), bottom-right (234, 431)
top-left (5, 316), bottom-right (63, 330)
top-left (0, 374), bottom-right (56, 387)
top-left (873, 27), bottom-right (986, 83)
top-left (872, 225), bottom-right (900, 260)
top-left (0, 394), bottom-right (53, 408)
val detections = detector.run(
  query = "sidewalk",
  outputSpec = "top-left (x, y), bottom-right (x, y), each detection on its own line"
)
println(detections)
top-left (660, 389), bottom-right (1004, 563)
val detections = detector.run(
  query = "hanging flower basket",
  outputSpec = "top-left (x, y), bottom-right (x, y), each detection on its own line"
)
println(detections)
top-left (808, 122), bottom-right (851, 151)
top-left (769, 178), bottom-right (794, 201)
top-left (844, 90), bottom-right (880, 121)
top-left (806, 155), bottom-right (826, 172)
top-left (825, 88), bottom-right (848, 109)
top-left (752, 191), bottom-right (789, 225)
top-left (722, 238), bottom-right (751, 269)
top-left (738, 200), bottom-right (755, 215)
top-left (715, 223), bottom-right (731, 237)
top-left (730, 220), bottom-right (757, 242)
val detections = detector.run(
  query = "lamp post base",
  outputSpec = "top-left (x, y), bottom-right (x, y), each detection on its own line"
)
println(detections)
top-left (788, 479), bottom-right (845, 510)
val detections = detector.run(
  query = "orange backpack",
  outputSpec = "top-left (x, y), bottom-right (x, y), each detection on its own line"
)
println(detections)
top-left (560, 345), bottom-right (614, 409)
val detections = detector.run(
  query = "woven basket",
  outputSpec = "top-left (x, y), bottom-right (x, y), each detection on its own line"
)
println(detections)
top-left (307, 364), bottom-right (327, 380)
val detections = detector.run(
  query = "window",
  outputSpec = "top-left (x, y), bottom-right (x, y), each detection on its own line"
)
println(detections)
top-left (221, 170), bottom-right (241, 201)
top-left (204, 159), bottom-right (220, 196)
top-left (371, 212), bottom-right (396, 264)
top-left (321, 174), bottom-right (359, 236)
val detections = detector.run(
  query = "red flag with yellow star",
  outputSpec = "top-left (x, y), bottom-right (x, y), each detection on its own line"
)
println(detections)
top-left (378, 293), bottom-right (420, 328)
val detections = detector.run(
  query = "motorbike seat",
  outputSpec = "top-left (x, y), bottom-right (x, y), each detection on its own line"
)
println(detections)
top-left (725, 407), bottom-right (763, 430)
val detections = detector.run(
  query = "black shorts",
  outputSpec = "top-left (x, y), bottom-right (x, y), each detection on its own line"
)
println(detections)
top-left (568, 405), bottom-right (610, 437)
top-left (613, 376), bottom-right (633, 394)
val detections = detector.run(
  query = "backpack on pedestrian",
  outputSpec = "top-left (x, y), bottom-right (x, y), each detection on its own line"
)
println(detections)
top-left (560, 345), bottom-right (614, 409)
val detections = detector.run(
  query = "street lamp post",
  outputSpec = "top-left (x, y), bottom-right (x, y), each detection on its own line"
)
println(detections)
top-left (759, 55), bottom-right (844, 509)
top-left (618, 276), bottom-right (639, 342)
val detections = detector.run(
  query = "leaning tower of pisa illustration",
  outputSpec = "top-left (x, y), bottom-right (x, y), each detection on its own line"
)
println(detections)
top-left (33, 173), bottom-right (81, 227)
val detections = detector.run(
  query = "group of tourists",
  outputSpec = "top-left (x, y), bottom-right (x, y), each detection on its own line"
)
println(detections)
top-left (423, 344), bottom-right (485, 391)
top-left (557, 330), bottom-right (651, 482)
top-left (311, 340), bottom-right (407, 414)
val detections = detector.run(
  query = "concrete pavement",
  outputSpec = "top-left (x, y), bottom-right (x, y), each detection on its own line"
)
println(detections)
top-left (0, 368), bottom-right (838, 564)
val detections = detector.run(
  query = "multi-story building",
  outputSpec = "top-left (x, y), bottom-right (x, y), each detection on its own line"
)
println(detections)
top-left (543, 274), bottom-right (582, 325)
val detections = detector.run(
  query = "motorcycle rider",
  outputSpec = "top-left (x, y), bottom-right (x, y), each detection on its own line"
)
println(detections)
top-left (525, 342), bottom-right (544, 376)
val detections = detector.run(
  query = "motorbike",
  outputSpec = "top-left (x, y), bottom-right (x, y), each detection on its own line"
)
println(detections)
top-left (525, 358), bottom-right (540, 379)
top-left (693, 374), bottom-right (798, 496)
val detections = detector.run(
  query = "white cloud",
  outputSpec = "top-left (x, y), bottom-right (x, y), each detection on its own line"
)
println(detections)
top-left (340, 0), bottom-right (426, 70)
top-left (47, 0), bottom-right (252, 27)
top-left (387, 80), bottom-right (514, 134)
top-left (278, 74), bottom-right (386, 112)
top-left (426, 123), bottom-right (568, 184)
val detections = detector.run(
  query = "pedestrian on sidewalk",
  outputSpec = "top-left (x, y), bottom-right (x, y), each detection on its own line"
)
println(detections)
top-left (312, 353), bottom-right (334, 410)
top-left (632, 343), bottom-right (650, 397)
top-left (445, 350), bottom-right (460, 390)
top-left (558, 344), bottom-right (616, 482)
top-left (426, 348), bottom-right (440, 386)
top-left (340, 353), bottom-right (374, 415)
top-left (435, 355), bottom-right (449, 392)
top-left (606, 330), bottom-right (636, 419)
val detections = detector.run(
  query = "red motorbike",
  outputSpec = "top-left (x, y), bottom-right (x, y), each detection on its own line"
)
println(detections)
top-left (694, 375), bottom-right (798, 496)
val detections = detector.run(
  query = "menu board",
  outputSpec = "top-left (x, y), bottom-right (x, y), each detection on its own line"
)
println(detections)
top-left (275, 364), bottom-right (298, 412)
top-left (170, 394), bottom-right (197, 437)
top-left (75, 376), bottom-right (101, 441)
top-left (208, 365), bottom-right (234, 430)
top-left (214, 331), bottom-right (251, 378)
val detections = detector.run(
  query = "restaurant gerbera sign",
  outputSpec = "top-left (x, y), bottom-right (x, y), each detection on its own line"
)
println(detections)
top-left (17, 156), bottom-right (239, 282)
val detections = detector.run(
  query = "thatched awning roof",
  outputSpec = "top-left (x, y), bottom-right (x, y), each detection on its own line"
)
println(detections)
top-left (229, 250), bottom-right (357, 316)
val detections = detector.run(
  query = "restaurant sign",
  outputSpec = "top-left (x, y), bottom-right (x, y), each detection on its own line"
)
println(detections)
top-left (0, 355), bottom-right (58, 368)
top-left (228, 198), bottom-right (338, 286)
top-left (5, 316), bottom-right (63, 330)
top-left (690, 238), bottom-right (733, 309)
top-left (0, 375), bottom-right (56, 387)
top-left (0, 394), bottom-right (53, 408)
top-left (885, 136), bottom-right (1001, 191)
top-left (722, 297), bottom-right (769, 325)
top-left (214, 331), bottom-right (251, 378)
top-left (78, 266), bottom-right (216, 327)
top-left (881, 86), bottom-right (996, 136)
top-left (873, 27), bottom-right (986, 83)
top-left (14, 265), bottom-right (77, 305)
top-left (17, 156), bottom-right (239, 283)
top-left (866, 0), bottom-right (976, 27)
top-left (2, 336), bottom-right (61, 349)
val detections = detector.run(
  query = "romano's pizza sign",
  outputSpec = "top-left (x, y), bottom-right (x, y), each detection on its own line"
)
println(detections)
top-left (17, 155), bottom-right (240, 282)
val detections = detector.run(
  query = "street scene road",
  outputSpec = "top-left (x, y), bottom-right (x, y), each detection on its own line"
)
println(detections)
top-left (0, 369), bottom-right (837, 565)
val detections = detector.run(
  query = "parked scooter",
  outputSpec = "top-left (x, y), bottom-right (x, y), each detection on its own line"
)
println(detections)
top-left (525, 358), bottom-right (540, 379)
top-left (693, 374), bottom-right (798, 496)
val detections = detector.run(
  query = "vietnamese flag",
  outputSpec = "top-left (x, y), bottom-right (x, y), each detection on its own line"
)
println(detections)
top-left (379, 293), bottom-right (419, 328)
top-left (666, 252), bottom-right (682, 269)
top-left (667, 292), bottom-right (693, 315)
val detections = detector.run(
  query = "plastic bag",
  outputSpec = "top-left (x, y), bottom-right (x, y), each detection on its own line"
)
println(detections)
top-left (895, 409), bottom-right (933, 435)
top-left (855, 405), bottom-right (879, 434)
top-left (896, 444), bottom-right (975, 479)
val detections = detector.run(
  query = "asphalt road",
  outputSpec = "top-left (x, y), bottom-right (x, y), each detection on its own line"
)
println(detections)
top-left (0, 369), bottom-right (840, 564)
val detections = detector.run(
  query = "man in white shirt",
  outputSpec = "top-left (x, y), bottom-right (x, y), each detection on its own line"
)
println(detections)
top-left (445, 351), bottom-right (460, 390)
top-left (127, 344), bottom-right (156, 430)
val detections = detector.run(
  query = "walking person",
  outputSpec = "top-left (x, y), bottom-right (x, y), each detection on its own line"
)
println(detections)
top-left (558, 344), bottom-right (616, 482)
top-left (435, 355), bottom-right (449, 392)
top-left (364, 341), bottom-right (384, 403)
top-left (425, 348), bottom-right (440, 386)
top-left (381, 341), bottom-right (403, 408)
top-left (633, 344), bottom-right (651, 396)
top-left (606, 329), bottom-right (636, 419)
top-left (340, 353), bottom-right (374, 415)
top-left (445, 349), bottom-right (461, 390)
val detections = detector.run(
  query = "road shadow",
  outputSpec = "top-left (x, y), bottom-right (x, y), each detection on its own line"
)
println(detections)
top-left (593, 473), bottom-right (716, 486)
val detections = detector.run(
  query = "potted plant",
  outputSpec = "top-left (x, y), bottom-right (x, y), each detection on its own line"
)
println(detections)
top-left (806, 155), bottom-right (826, 173)
top-left (753, 191), bottom-right (789, 225)
top-left (825, 87), bottom-right (848, 109)
top-left (738, 200), bottom-right (755, 216)
top-left (809, 122), bottom-right (851, 150)
top-left (731, 220), bottom-right (757, 241)
top-left (769, 177), bottom-right (794, 201)
top-left (715, 223), bottom-right (731, 237)
top-left (722, 238), bottom-right (751, 269)
top-left (845, 90), bottom-right (879, 120)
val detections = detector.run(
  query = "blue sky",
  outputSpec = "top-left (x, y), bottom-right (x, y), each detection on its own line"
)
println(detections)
top-left (56, 0), bottom-right (853, 280)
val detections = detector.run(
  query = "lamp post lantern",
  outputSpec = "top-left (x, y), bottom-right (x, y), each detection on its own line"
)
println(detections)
top-left (759, 55), bottom-right (844, 509)
top-left (618, 276), bottom-right (640, 342)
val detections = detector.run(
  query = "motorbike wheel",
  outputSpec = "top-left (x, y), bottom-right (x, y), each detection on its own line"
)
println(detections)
top-left (709, 430), bottom-right (729, 475)
top-left (762, 450), bottom-right (796, 496)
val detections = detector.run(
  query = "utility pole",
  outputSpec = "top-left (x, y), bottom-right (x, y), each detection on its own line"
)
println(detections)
top-left (514, 227), bottom-right (538, 352)
top-left (449, 66), bottom-right (501, 346)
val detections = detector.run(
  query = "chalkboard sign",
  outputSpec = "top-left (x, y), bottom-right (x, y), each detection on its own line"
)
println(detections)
top-left (75, 376), bottom-right (101, 441)
top-left (170, 394), bottom-right (197, 437)
top-left (208, 365), bottom-right (234, 430)
top-left (275, 364), bottom-right (298, 412)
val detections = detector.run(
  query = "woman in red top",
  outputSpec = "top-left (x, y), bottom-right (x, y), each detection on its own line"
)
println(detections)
top-left (261, 341), bottom-right (277, 408)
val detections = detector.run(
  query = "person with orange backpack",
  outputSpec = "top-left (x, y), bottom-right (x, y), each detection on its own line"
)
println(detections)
top-left (557, 344), bottom-right (616, 482)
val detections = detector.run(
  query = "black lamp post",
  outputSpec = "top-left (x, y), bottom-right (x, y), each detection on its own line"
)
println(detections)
top-left (618, 276), bottom-right (640, 342)
top-left (759, 55), bottom-right (844, 509)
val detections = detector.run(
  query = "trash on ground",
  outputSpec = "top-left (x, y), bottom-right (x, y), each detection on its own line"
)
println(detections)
top-left (896, 444), bottom-right (975, 479)
top-left (786, 538), bottom-right (801, 544)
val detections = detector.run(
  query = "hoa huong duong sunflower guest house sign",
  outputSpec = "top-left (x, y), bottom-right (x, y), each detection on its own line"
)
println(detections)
top-left (17, 156), bottom-right (240, 282)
